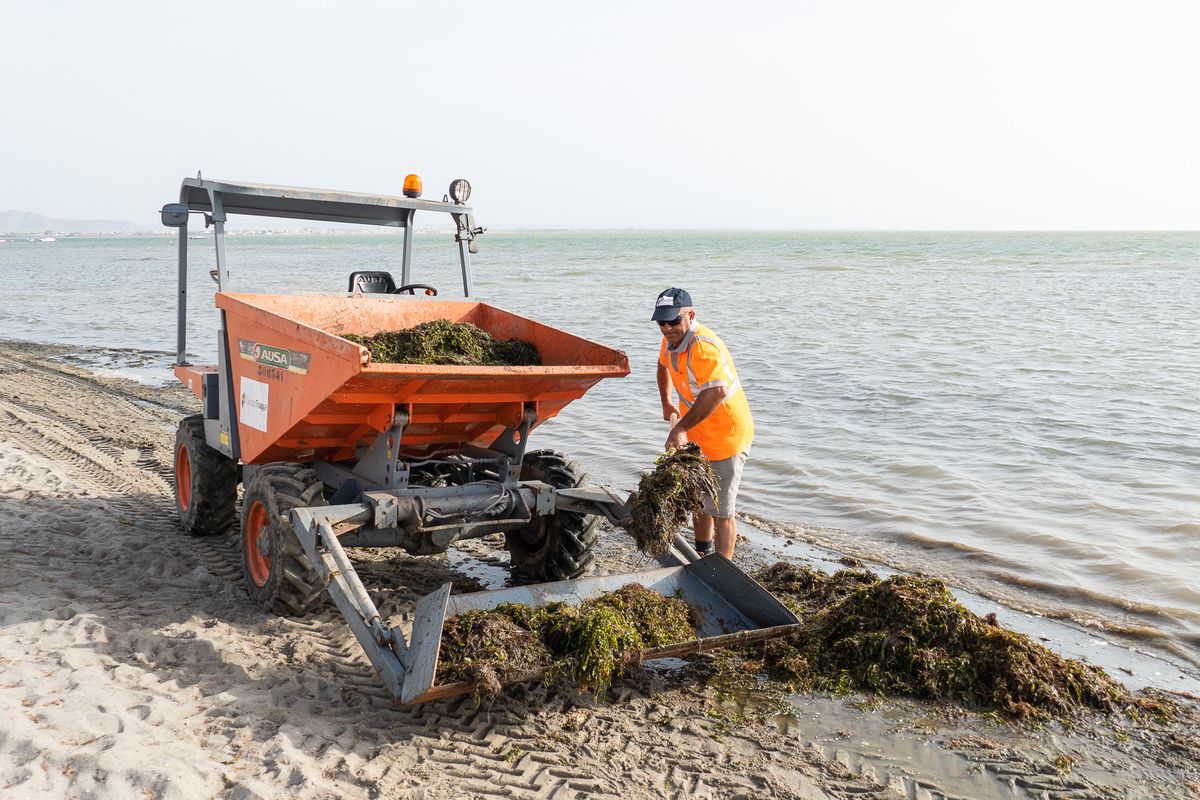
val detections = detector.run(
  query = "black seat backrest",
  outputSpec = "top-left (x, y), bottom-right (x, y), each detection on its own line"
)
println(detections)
top-left (348, 270), bottom-right (397, 294)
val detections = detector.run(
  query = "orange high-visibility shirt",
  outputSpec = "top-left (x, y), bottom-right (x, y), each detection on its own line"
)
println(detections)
top-left (659, 323), bottom-right (754, 461)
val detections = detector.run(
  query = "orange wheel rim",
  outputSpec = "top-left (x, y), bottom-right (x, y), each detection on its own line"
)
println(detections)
top-left (175, 443), bottom-right (192, 512)
top-left (245, 500), bottom-right (272, 587)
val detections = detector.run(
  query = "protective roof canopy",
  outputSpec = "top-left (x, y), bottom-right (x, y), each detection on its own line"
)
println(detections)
top-left (179, 178), bottom-right (472, 227)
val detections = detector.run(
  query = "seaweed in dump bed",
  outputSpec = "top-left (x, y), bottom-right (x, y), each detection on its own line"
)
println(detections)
top-left (437, 611), bottom-right (555, 705)
top-left (752, 562), bottom-right (1176, 720)
top-left (437, 584), bottom-right (698, 704)
top-left (626, 443), bottom-right (719, 556)
top-left (343, 319), bottom-right (540, 366)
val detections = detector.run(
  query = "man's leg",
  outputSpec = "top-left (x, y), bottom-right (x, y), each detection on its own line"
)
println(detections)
top-left (714, 516), bottom-right (737, 559)
top-left (693, 511), bottom-right (715, 554)
top-left (703, 450), bottom-right (747, 560)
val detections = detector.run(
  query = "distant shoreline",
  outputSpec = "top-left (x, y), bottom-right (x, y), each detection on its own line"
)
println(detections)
top-left (5, 228), bottom-right (1200, 238)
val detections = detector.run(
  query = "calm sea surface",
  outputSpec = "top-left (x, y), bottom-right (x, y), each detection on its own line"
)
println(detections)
top-left (2, 231), bottom-right (1198, 663)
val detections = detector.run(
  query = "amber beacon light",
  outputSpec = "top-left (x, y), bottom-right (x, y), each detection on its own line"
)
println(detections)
top-left (402, 174), bottom-right (423, 198)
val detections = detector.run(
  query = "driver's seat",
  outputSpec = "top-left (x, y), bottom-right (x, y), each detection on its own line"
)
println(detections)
top-left (348, 271), bottom-right (397, 294)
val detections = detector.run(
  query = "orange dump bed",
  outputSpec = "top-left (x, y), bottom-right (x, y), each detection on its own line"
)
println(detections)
top-left (175, 293), bottom-right (630, 464)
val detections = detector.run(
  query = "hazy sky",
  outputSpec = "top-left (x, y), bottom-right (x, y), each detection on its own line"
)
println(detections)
top-left (2, 1), bottom-right (1197, 230)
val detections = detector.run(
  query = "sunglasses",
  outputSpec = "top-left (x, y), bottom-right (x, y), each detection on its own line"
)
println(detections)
top-left (657, 315), bottom-right (685, 328)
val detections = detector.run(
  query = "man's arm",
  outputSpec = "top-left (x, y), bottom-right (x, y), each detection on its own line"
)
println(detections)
top-left (666, 385), bottom-right (728, 451)
top-left (657, 362), bottom-right (675, 421)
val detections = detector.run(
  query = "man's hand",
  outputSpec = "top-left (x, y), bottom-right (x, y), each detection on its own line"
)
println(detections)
top-left (661, 401), bottom-right (677, 422)
top-left (665, 422), bottom-right (688, 452)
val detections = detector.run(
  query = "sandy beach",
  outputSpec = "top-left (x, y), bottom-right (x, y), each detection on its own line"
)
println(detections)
top-left (1, 339), bottom-right (1198, 800)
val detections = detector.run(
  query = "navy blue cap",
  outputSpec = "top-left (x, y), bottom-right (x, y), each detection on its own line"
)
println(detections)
top-left (651, 287), bottom-right (693, 321)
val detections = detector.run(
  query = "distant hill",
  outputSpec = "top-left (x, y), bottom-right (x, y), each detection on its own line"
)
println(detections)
top-left (0, 210), bottom-right (146, 234)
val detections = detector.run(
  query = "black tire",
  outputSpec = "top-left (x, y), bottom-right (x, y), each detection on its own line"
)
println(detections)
top-left (506, 450), bottom-right (598, 582)
top-left (174, 415), bottom-right (237, 537)
top-left (240, 463), bottom-right (327, 616)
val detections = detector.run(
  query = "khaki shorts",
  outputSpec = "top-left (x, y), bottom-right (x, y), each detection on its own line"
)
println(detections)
top-left (701, 450), bottom-right (748, 519)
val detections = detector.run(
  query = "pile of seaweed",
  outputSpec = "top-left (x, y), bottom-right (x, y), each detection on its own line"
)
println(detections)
top-left (626, 443), bottom-right (718, 556)
top-left (437, 584), bottom-right (697, 704)
top-left (752, 562), bottom-right (1167, 719)
top-left (344, 319), bottom-right (540, 366)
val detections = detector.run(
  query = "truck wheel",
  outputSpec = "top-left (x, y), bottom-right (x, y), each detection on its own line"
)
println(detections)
top-left (174, 415), bottom-right (237, 537)
top-left (506, 450), bottom-right (598, 582)
top-left (241, 464), bottom-right (327, 616)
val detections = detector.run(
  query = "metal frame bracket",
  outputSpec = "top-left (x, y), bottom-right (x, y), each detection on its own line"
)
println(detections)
top-left (488, 402), bottom-right (537, 481)
top-left (353, 407), bottom-right (412, 489)
top-left (524, 480), bottom-right (557, 516)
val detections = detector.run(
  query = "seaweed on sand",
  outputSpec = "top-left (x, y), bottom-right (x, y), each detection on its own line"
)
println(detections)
top-left (343, 319), bottom-right (540, 366)
top-left (627, 443), bottom-right (719, 556)
top-left (753, 562), bottom-right (1167, 719)
top-left (436, 584), bottom-right (697, 703)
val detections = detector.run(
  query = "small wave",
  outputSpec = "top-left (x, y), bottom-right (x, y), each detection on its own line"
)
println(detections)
top-left (898, 529), bottom-right (1016, 560)
top-left (886, 463), bottom-right (957, 480)
top-left (1060, 435), bottom-right (1138, 452)
top-left (983, 569), bottom-right (1198, 624)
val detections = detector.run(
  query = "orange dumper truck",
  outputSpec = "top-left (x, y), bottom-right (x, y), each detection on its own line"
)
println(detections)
top-left (161, 176), bottom-right (796, 703)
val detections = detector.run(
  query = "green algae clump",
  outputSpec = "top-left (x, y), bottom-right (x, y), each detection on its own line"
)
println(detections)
top-left (565, 583), bottom-right (698, 693)
top-left (343, 319), bottom-right (540, 366)
top-left (436, 584), bottom-right (697, 703)
top-left (754, 562), bottom-right (1141, 719)
top-left (627, 443), bottom-right (719, 556)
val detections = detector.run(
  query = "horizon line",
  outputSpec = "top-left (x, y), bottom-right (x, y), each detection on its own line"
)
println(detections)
top-left (7, 227), bottom-right (1199, 236)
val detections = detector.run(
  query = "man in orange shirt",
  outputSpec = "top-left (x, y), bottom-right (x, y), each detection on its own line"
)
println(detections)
top-left (653, 288), bottom-right (754, 559)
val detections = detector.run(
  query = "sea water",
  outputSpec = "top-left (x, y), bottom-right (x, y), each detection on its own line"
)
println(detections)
top-left (2, 230), bottom-right (1197, 663)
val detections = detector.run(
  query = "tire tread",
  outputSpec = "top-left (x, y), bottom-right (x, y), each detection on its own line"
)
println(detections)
top-left (175, 415), bottom-right (237, 537)
top-left (507, 451), bottom-right (599, 582)
top-left (241, 462), bottom-right (327, 616)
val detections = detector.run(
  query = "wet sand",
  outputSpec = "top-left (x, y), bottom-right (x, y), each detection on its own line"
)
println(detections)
top-left (1, 339), bottom-right (1197, 799)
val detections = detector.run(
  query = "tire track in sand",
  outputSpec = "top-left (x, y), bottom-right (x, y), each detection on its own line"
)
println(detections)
top-left (0, 363), bottom-right (424, 713)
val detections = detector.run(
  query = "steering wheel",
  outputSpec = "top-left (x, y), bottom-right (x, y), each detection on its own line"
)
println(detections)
top-left (393, 283), bottom-right (438, 296)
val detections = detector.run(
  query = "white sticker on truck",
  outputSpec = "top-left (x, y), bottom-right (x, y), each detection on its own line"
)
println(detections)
top-left (240, 377), bottom-right (269, 432)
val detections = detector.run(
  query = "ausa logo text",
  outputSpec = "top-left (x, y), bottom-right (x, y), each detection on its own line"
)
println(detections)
top-left (237, 339), bottom-right (311, 375)
top-left (254, 344), bottom-right (290, 369)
